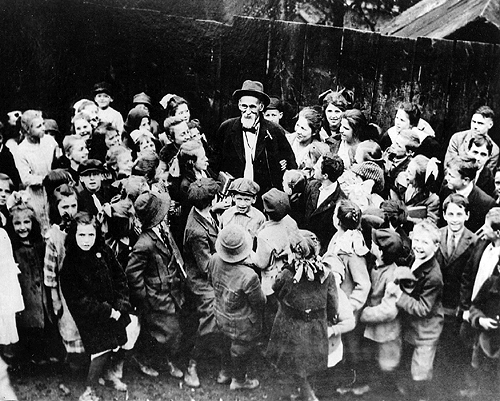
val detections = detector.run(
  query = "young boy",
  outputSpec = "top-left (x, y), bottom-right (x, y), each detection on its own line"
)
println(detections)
top-left (209, 224), bottom-right (266, 390)
top-left (93, 82), bottom-right (124, 134)
top-left (77, 159), bottom-right (112, 220)
top-left (360, 228), bottom-right (411, 395)
top-left (435, 194), bottom-right (478, 396)
top-left (467, 133), bottom-right (495, 197)
top-left (220, 178), bottom-right (265, 239)
top-left (388, 221), bottom-right (443, 401)
top-left (440, 156), bottom-right (496, 233)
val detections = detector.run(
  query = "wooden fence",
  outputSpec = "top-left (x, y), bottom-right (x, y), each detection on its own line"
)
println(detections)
top-left (0, 0), bottom-right (499, 144)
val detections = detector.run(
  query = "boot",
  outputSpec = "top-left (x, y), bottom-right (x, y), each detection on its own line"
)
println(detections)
top-left (183, 359), bottom-right (200, 388)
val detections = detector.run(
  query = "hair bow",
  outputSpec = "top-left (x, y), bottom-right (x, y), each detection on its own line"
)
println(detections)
top-left (159, 94), bottom-right (176, 109)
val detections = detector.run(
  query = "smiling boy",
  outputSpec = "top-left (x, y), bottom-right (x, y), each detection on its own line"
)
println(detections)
top-left (93, 82), bottom-right (124, 134)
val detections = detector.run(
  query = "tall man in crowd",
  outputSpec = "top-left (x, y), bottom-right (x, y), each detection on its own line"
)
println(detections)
top-left (211, 80), bottom-right (296, 197)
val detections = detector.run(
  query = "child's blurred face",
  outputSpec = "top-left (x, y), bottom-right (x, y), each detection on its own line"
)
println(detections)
top-left (139, 117), bottom-right (151, 132)
top-left (12, 210), bottom-right (32, 240)
top-left (76, 223), bottom-right (96, 251)
top-left (264, 109), bottom-right (282, 125)
top-left (389, 135), bottom-right (408, 157)
top-left (233, 194), bottom-right (254, 214)
top-left (105, 130), bottom-right (121, 149)
top-left (74, 118), bottom-right (92, 140)
top-left (394, 109), bottom-right (411, 132)
top-left (194, 148), bottom-right (208, 172)
top-left (139, 137), bottom-right (155, 153)
top-left (117, 152), bottom-right (134, 176)
top-left (57, 195), bottom-right (78, 221)
top-left (0, 180), bottom-right (11, 206)
top-left (412, 226), bottom-right (438, 261)
top-left (172, 122), bottom-right (191, 145)
top-left (69, 140), bottom-right (89, 165)
top-left (29, 118), bottom-right (46, 140)
top-left (443, 202), bottom-right (468, 233)
top-left (468, 143), bottom-right (489, 170)
top-left (189, 127), bottom-right (201, 142)
top-left (324, 104), bottom-right (342, 129)
top-left (80, 173), bottom-right (102, 193)
top-left (495, 171), bottom-right (500, 198)
top-left (175, 103), bottom-right (190, 122)
top-left (445, 166), bottom-right (466, 191)
top-left (94, 93), bottom-right (112, 109)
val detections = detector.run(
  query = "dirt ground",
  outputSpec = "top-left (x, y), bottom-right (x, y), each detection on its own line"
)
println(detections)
top-left (8, 346), bottom-right (497, 401)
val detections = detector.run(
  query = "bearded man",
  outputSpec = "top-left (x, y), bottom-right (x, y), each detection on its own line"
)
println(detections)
top-left (211, 80), bottom-right (296, 195)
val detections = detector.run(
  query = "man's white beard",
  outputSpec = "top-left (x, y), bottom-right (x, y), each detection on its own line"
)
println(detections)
top-left (241, 113), bottom-right (258, 129)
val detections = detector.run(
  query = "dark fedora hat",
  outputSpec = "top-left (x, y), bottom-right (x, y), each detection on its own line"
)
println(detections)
top-left (232, 80), bottom-right (270, 107)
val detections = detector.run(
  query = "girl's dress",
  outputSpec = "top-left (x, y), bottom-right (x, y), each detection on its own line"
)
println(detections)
top-left (0, 229), bottom-right (24, 345)
top-left (266, 259), bottom-right (338, 377)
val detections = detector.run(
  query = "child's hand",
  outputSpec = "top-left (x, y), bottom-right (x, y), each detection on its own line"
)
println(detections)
top-left (479, 317), bottom-right (498, 331)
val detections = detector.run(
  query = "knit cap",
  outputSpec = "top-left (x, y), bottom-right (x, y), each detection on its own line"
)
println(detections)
top-left (351, 161), bottom-right (385, 194)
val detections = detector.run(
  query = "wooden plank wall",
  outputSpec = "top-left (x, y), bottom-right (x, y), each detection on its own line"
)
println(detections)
top-left (0, 2), bottom-right (499, 146)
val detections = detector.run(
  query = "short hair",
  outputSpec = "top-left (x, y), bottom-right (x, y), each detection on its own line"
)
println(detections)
top-left (487, 207), bottom-right (500, 231)
top-left (63, 134), bottom-right (86, 157)
top-left (342, 109), bottom-right (368, 142)
top-left (380, 199), bottom-right (408, 227)
top-left (442, 193), bottom-right (469, 214)
top-left (397, 102), bottom-right (421, 127)
top-left (178, 140), bottom-right (204, 175)
top-left (76, 100), bottom-right (97, 113)
top-left (474, 105), bottom-right (495, 120)
top-left (468, 132), bottom-right (493, 156)
top-left (413, 220), bottom-right (440, 245)
top-left (446, 156), bottom-right (478, 181)
top-left (20, 110), bottom-right (42, 135)
top-left (297, 106), bottom-right (322, 139)
top-left (356, 140), bottom-right (382, 163)
top-left (335, 199), bottom-right (362, 230)
top-left (399, 129), bottom-right (420, 152)
top-left (163, 116), bottom-right (184, 137)
top-left (43, 169), bottom-right (74, 198)
top-left (106, 145), bottom-right (131, 171)
top-left (94, 121), bottom-right (118, 138)
top-left (321, 153), bottom-right (344, 182)
top-left (0, 173), bottom-right (14, 191)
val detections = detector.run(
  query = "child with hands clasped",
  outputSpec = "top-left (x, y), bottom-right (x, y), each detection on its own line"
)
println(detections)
top-left (386, 221), bottom-right (444, 401)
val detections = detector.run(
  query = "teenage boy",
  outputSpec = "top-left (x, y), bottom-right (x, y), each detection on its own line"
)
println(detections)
top-left (435, 194), bottom-right (478, 397)
top-left (467, 133), bottom-right (495, 197)
top-left (440, 156), bottom-right (496, 233)
top-left (445, 106), bottom-right (498, 172)
top-left (220, 178), bottom-right (265, 239)
top-left (303, 152), bottom-right (346, 255)
top-left (93, 82), bottom-right (124, 134)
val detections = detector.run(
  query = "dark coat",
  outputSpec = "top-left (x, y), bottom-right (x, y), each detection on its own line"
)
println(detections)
top-left (436, 227), bottom-right (477, 311)
top-left (302, 180), bottom-right (347, 255)
top-left (439, 185), bottom-right (496, 233)
top-left (459, 239), bottom-right (499, 312)
top-left (61, 244), bottom-right (131, 355)
top-left (209, 254), bottom-right (266, 342)
top-left (476, 166), bottom-right (495, 198)
top-left (266, 267), bottom-right (338, 376)
top-left (211, 117), bottom-right (297, 194)
top-left (0, 145), bottom-right (21, 190)
top-left (183, 208), bottom-right (219, 336)
top-left (397, 256), bottom-right (444, 346)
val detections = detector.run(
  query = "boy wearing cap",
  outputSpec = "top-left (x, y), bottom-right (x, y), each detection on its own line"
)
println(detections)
top-left (220, 178), bottom-right (265, 239)
top-left (77, 159), bottom-right (113, 221)
top-left (93, 82), bottom-right (124, 134)
top-left (209, 224), bottom-right (266, 390)
top-left (133, 92), bottom-right (159, 137)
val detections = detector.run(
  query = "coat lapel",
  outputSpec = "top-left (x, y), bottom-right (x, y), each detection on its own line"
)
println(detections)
top-left (312, 185), bottom-right (342, 217)
top-left (448, 229), bottom-right (474, 264)
top-left (193, 209), bottom-right (219, 240)
top-left (148, 231), bottom-right (171, 256)
top-left (254, 119), bottom-right (269, 161)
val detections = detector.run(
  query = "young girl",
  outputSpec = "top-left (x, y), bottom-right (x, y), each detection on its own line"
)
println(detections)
top-left (266, 230), bottom-right (338, 401)
top-left (44, 184), bottom-right (85, 370)
top-left (61, 212), bottom-right (139, 401)
top-left (161, 94), bottom-right (191, 122)
top-left (8, 201), bottom-right (57, 364)
top-left (0, 228), bottom-right (24, 363)
top-left (332, 109), bottom-right (368, 170)
top-left (326, 200), bottom-right (371, 394)
top-left (287, 107), bottom-right (323, 168)
top-left (71, 112), bottom-right (94, 143)
top-left (319, 88), bottom-right (353, 140)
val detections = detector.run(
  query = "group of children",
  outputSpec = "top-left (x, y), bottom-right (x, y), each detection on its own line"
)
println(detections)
top-left (0, 82), bottom-right (499, 401)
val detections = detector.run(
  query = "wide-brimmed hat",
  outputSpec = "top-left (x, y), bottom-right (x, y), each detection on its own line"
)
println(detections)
top-left (232, 80), bottom-right (270, 108)
top-left (134, 190), bottom-right (171, 230)
top-left (216, 224), bottom-right (253, 264)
